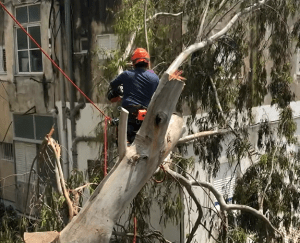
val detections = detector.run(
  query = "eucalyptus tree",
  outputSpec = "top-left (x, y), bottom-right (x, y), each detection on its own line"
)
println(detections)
top-left (25, 0), bottom-right (300, 242)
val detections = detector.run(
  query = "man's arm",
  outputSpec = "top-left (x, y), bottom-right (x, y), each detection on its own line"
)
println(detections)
top-left (110, 72), bottom-right (126, 90)
top-left (107, 72), bottom-right (126, 102)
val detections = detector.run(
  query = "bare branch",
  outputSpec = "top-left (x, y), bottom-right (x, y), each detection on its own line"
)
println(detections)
top-left (167, 0), bottom-right (266, 74)
top-left (118, 108), bottom-right (129, 160)
top-left (165, 163), bottom-right (203, 243)
top-left (190, 180), bottom-right (281, 235)
top-left (165, 166), bottom-right (281, 236)
top-left (112, 230), bottom-right (173, 243)
top-left (177, 129), bottom-right (228, 144)
top-left (48, 137), bottom-right (74, 222)
top-left (73, 183), bottom-right (98, 192)
top-left (146, 12), bottom-right (183, 22)
top-left (144, 0), bottom-right (150, 68)
top-left (208, 77), bottom-right (255, 165)
top-left (118, 32), bottom-right (137, 74)
top-left (196, 0), bottom-right (211, 42)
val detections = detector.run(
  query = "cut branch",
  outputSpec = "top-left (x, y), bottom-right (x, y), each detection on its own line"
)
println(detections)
top-left (48, 136), bottom-right (74, 222)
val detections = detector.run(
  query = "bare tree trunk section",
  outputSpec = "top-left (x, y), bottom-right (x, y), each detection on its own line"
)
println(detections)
top-left (57, 74), bottom-right (184, 242)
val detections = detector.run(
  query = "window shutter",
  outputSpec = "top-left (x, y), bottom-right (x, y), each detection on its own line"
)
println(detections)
top-left (15, 142), bottom-right (37, 183)
top-left (213, 176), bottom-right (236, 205)
top-left (97, 34), bottom-right (118, 59)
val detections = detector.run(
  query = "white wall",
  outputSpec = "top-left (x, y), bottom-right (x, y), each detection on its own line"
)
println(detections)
top-left (181, 100), bottom-right (300, 242)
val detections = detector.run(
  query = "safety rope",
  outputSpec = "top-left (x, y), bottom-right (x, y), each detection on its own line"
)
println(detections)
top-left (133, 216), bottom-right (137, 243)
top-left (0, 1), bottom-right (110, 175)
top-left (152, 165), bottom-right (167, 183)
top-left (104, 117), bottom-right (108, 176)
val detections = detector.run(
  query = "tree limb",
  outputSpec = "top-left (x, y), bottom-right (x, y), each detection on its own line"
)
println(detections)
top-left (146, 12), bottom-right (183, 22)
top-left (165, 163), bottom-right (203, 243)
top-left (118, 107), bottom-right (129, 160)
top-left (144, 0), bottom-right (150, 68)
top-left (112, 230), bottom-right (173, 243)
top-left (165, 166), bottom-right (281, 236)
top-left (48, 137), bottom-right (74, 222)
top-left (167, 0), bottom-right (266, 74)
top-left (73, 183), bottom-right (98, 192)
top-left (196, 0), bottom-right (211, 42)
top-left (208, 77), bottom-right (255, 165)
top-left (177, 129), bottom-right (228, 144)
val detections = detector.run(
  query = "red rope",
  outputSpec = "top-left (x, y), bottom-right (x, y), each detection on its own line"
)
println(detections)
top-left (104, 117), bottom-right (108, 176)
top-left (0, 1), bottom-right (110, 120)
top-left (152, 165), bottom-right (166, 183)
top-left (133, 216), bottom-right (137, 243)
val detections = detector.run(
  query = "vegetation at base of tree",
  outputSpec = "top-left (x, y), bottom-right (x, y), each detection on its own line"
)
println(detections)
top-left (0, 202), bottom-right (26, 243)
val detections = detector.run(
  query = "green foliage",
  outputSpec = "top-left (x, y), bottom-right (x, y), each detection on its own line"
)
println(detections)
top-left (0, 203), bottom-right (24, 243)
top-left (234, 120), bottom-right (300, 240)
top-left (102, 0), bottom-right (300, 242)
top-left (228, 227), bottom-right (248, 243)
top-left (38, 189), bottom-right (66, 232)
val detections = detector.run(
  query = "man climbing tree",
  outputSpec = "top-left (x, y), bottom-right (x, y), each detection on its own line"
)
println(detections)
top-left (107, 48), bottom-right (159, 143)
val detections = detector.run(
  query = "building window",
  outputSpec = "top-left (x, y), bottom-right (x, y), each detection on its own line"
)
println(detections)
top-left (97, 34), bottom-right (118, 59)
top-left (80, 38), bottom-right (88, 53)
top-left (0, 142), bottom-right (14, 161)
top-left (213, 175), bottom-right (236, 206)
top-left (15, 4), bottom-right (43, 73)
top-left (13, 114), bottom-right (58, 142)
top-left (0, 9), bottom-right (6, 73)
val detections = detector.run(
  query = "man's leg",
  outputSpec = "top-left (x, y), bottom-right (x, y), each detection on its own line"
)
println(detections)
top-left (127, 119), bottom-right (142, 144)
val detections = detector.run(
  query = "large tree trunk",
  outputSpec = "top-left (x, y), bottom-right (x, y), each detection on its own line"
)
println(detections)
top-left (57, 73), bottom-right (184, 242)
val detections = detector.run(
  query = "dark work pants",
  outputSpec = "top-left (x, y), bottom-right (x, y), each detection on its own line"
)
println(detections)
top-left (127, 118), bottom-right (142, 143)
top-left (123, 106), bottom-right (144, 144)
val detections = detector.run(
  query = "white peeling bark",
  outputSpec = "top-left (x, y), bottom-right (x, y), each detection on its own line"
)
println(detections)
top-left (118, 108), bottom-right (129, 160)
top-left (177, 129), bottom-right (228, 144)
top-left (57, 74), bottom-right (184, 243)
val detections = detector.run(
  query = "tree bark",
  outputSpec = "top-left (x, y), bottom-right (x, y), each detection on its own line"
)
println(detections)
top-left (57, 74), bottom-right (184, 242)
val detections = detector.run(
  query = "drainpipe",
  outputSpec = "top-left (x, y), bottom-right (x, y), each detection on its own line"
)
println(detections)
top-left (70, 102), bottom-right (86, 167)
top-left (64, 0), bottom-right (77, 169)
top-left (72, 136), bottom-right (98, 166)
top-left (56, 2), bottom-right (69, 179)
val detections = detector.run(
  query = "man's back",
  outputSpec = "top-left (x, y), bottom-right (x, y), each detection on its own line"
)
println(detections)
top-left (110, 67), bottom-right (159, 108)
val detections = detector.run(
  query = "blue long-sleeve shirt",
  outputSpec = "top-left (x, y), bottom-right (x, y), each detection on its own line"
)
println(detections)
top-left (110, 68), bottom-right (159, 108)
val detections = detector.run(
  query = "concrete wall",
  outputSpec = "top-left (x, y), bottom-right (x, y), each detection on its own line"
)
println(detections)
top-left (0, 159), bottom-right (15, 202)
top-left (0, 1), bottom-right (55, 211)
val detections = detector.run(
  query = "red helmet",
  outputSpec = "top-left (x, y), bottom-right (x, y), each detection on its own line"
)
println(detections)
top-left (131, 48), bottom-right (150, 65)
